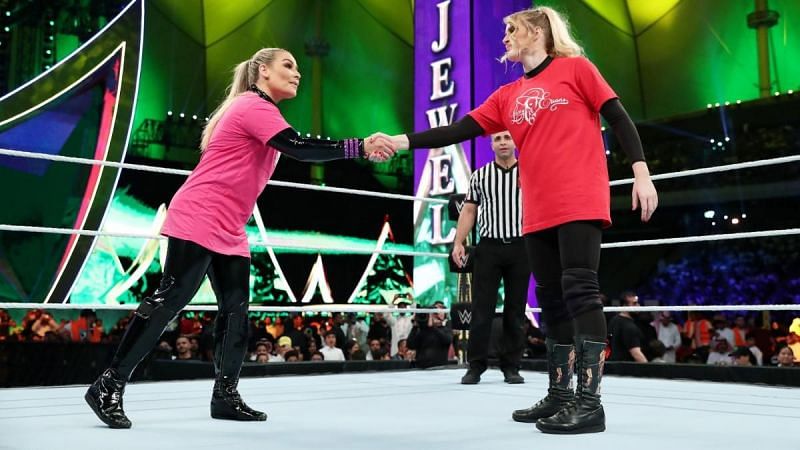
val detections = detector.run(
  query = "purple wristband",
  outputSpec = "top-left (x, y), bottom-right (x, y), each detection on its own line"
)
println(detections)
top-left (344, 138), bottom-right (360, 159)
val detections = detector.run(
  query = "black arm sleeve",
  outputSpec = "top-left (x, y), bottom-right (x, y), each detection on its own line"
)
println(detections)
top-left (600, 99), bottom-right (645, 164)
top-left (407, 115), bottom-right (485, 149)
top-left (267, 127), bottom-right (363, 162)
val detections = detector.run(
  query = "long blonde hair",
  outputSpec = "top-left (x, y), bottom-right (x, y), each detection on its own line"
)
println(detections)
top-left (503, 6), bottom-right (583, 60)
top-left (200, 47), bottom-right (287, 151)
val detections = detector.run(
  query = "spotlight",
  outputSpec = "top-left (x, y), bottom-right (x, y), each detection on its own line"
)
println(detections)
top-left (724, 215), bottom-right (729, 220)
top-left (3, 26), bottom-right (9, 32)
top-left (724, 101), bottom-right (730, 106)
top-left (736, 100), bottom-right (742, 104)
top-left (167, 110), bottom-right (173, 116)
top-left (704, 210), bottom-right (715, 219)
top-left (714, 102), bottom-right (720, 107)
top-left (724, 137), bottom-right (730, 142)
top-left (732, 218), bottom-right (740, 225)
top-left (605, 150), bottom-right (611, 155)
top-left (192, 115), bottom-right (197, 120)
top-left (710, 139), bottom-right (715, 143)
top-left (788, 90), bottom-right (794, 95)
top-left (742, 213), bottom-right (747, 219)
top-left (179, 113), bottom-right (185, 118)
top-left (601, 126), bottom-right (606, 131)
top-left (706, 104), bottom-right (712, 109)
top-left (48, 20), bottom-right (54, 27)
top-left (717, 142), bottom-right (723, 147)
top-left (774, 91), bottom-right (780, 96)
top-left (712, 221), bottom-right (716, 226)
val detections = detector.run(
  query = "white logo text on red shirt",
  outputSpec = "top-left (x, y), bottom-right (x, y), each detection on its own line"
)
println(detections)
top-left (511, 87), bottom-right (569, 125)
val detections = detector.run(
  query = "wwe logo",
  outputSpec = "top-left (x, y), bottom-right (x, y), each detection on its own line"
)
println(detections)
top-left (457, 309), bottom-right (472, 324)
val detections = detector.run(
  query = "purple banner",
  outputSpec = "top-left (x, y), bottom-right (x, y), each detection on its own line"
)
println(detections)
top-left (413, 0), bottom-right (473, 187)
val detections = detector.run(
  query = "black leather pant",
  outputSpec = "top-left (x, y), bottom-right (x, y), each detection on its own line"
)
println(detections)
top-left (110, 237), bottom-right (250, 381)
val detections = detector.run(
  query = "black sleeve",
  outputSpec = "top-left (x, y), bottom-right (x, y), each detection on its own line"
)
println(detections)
top-left (267, 127), bottom-right (363, 162)
top-left (599, 99), bottom-right (645, 164)
top-left (407, 115), bottom-right (485, 149)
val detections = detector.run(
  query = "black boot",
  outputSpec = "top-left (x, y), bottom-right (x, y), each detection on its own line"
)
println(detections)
top-left (460, 367), bottom-right (484, 384)
top-left (210, 310), bottom-right (266, 421)
top-left (84, 368), bottom-right (131, 429)
top-left (85, 285), bottom-right (180, 429)
top-left (511, 339), bottom-right (574, 423)
top-left (536, 336), bottom-right (606, 434)
top-left (502, 366), bottom-right (525, 384)
top-left (211, 377), bottom-right (267, 421)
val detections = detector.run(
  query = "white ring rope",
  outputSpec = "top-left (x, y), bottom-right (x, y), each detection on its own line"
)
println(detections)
top-left (0, 303), bottom-right (797, 313)
top-left (2, 223), bottom-right (799, 252)
top-left (0, 147), bottom-right (448, 205)
top-left (609, 154), bottom-right (800, 186)
top-left (4, 147), bottom-right (799, 191)
top-left (0, 224), bottom-right (448, 259)
top-left (601, 228), bottom-right (800, 248)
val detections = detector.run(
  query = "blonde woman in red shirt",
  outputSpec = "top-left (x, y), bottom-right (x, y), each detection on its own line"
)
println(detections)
top-left (378, 7), bottom-right (657, 434)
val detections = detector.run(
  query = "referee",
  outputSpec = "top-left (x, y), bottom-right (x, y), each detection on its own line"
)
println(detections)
top-left (453, 131), bottom-right (528, 385)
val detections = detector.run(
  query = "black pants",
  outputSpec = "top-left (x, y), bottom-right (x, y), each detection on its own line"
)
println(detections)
top-left (111, 237), bottom-right (250, 380)
top-left (524, 221), bottom-right (604, 341)
top-left (468, 238), bottom-right (529, 370)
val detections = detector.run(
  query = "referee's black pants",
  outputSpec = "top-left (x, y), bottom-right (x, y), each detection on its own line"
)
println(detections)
top-left (468, 237), bottom-right (529, 371)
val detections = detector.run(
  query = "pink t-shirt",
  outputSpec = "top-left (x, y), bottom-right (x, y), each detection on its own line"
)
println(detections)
top-left (161, 92), bottom-right (290, 257)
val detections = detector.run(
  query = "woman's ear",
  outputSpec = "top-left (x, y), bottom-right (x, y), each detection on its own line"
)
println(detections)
top-left (259, 63), bottom-right (270, 80)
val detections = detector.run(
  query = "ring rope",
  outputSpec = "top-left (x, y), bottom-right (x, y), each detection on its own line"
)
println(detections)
top-left (0, 224), bottom-right (449, 259)
top-left (0, 147), bottom-right (448, 205)
top-left (2, 224), bottom-right (799, 251)
top-left (609, 154), bottom-right (800, 186)
top-left (0, 303), bottom-right (797, 313)
top-left (4, 147), bottom-right (799, 192)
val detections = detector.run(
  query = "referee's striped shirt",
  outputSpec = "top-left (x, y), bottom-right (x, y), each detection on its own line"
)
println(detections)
top-left (465, 162), bottom-right (522, 239)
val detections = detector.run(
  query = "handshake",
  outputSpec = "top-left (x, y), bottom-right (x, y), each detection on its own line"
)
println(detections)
top-left (362, 133), bottom-right (409, 163)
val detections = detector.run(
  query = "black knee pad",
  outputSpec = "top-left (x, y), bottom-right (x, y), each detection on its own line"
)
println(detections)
top-left (536, 280), bottom-right (569, 328)
top-left (135, 275), bottom-right (177, 319)
top-left (561, 268), bottom-right (603, 318)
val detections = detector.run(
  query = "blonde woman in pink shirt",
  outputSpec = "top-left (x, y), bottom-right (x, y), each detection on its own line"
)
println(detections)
top-left (85, 48), bottom-right (395, 429)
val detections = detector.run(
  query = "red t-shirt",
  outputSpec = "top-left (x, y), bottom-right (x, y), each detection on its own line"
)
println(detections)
top-left (161, 92), bottom-right (290, 257)
top-left (469, 56), bottom-right (617, 234)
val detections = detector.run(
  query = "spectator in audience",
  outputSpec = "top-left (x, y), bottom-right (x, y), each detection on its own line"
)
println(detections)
top-left (732, 315), bottom-right (749, 348)
top-left (706, 338), bottom-right (733, 365)
top-left (776, 346), bottom-right (795, 367)
top-left (731, 347), bottom-right (755, 366)
top-left (65, 309), bottom-right (103, 343)
top-left (393, 338), bottom-right (409, 360)
top-left (284, 350), bottom-right (300, 362)
top-left (608, 295), bottom-right (647, 362)
top-left (174, 335), bottom-right (198, 360)
top-left (684, 312), bottom-right (713, 362)
top-left (372, 348), bottom-right (391, 361)
top-left (365, 338), bottom-right (382, 361)
top-left (282, 314), bottom-right (309, 356)
top-left (31, 311), bottom-right (59, 341)
top-left (386, 294), bottom-right (414, 356)
top-left (271, 336), bottom-right (294, 362)
top-left (153, 340), bottom-right (173, 360)
top-left (652, 311), bottom-right (681, 363)
top-left (524, 319), bottom-right (546, 359)
top-left (407, 304), bottom-right (452, 368)
top-left (0, 309), bottom-right (15, 341)
top-left (367, 312), bottom-right (392, 350)
top-left (712, 315), bottom-right (735, 349)
top-left (331, 313), bottom-right (348, 348)
top-left (319, 331), bottom-right (345, 361)
top-left (347, 314), bottom-right (369, 350)
top-left (789, 318), bottom-right (800, 362)
top-left (648, 339), bottom-right (667, 363)
top-left (745, 333), bottom-right (764, 366)
top-left (310, 351), bottom-right (324, 361)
